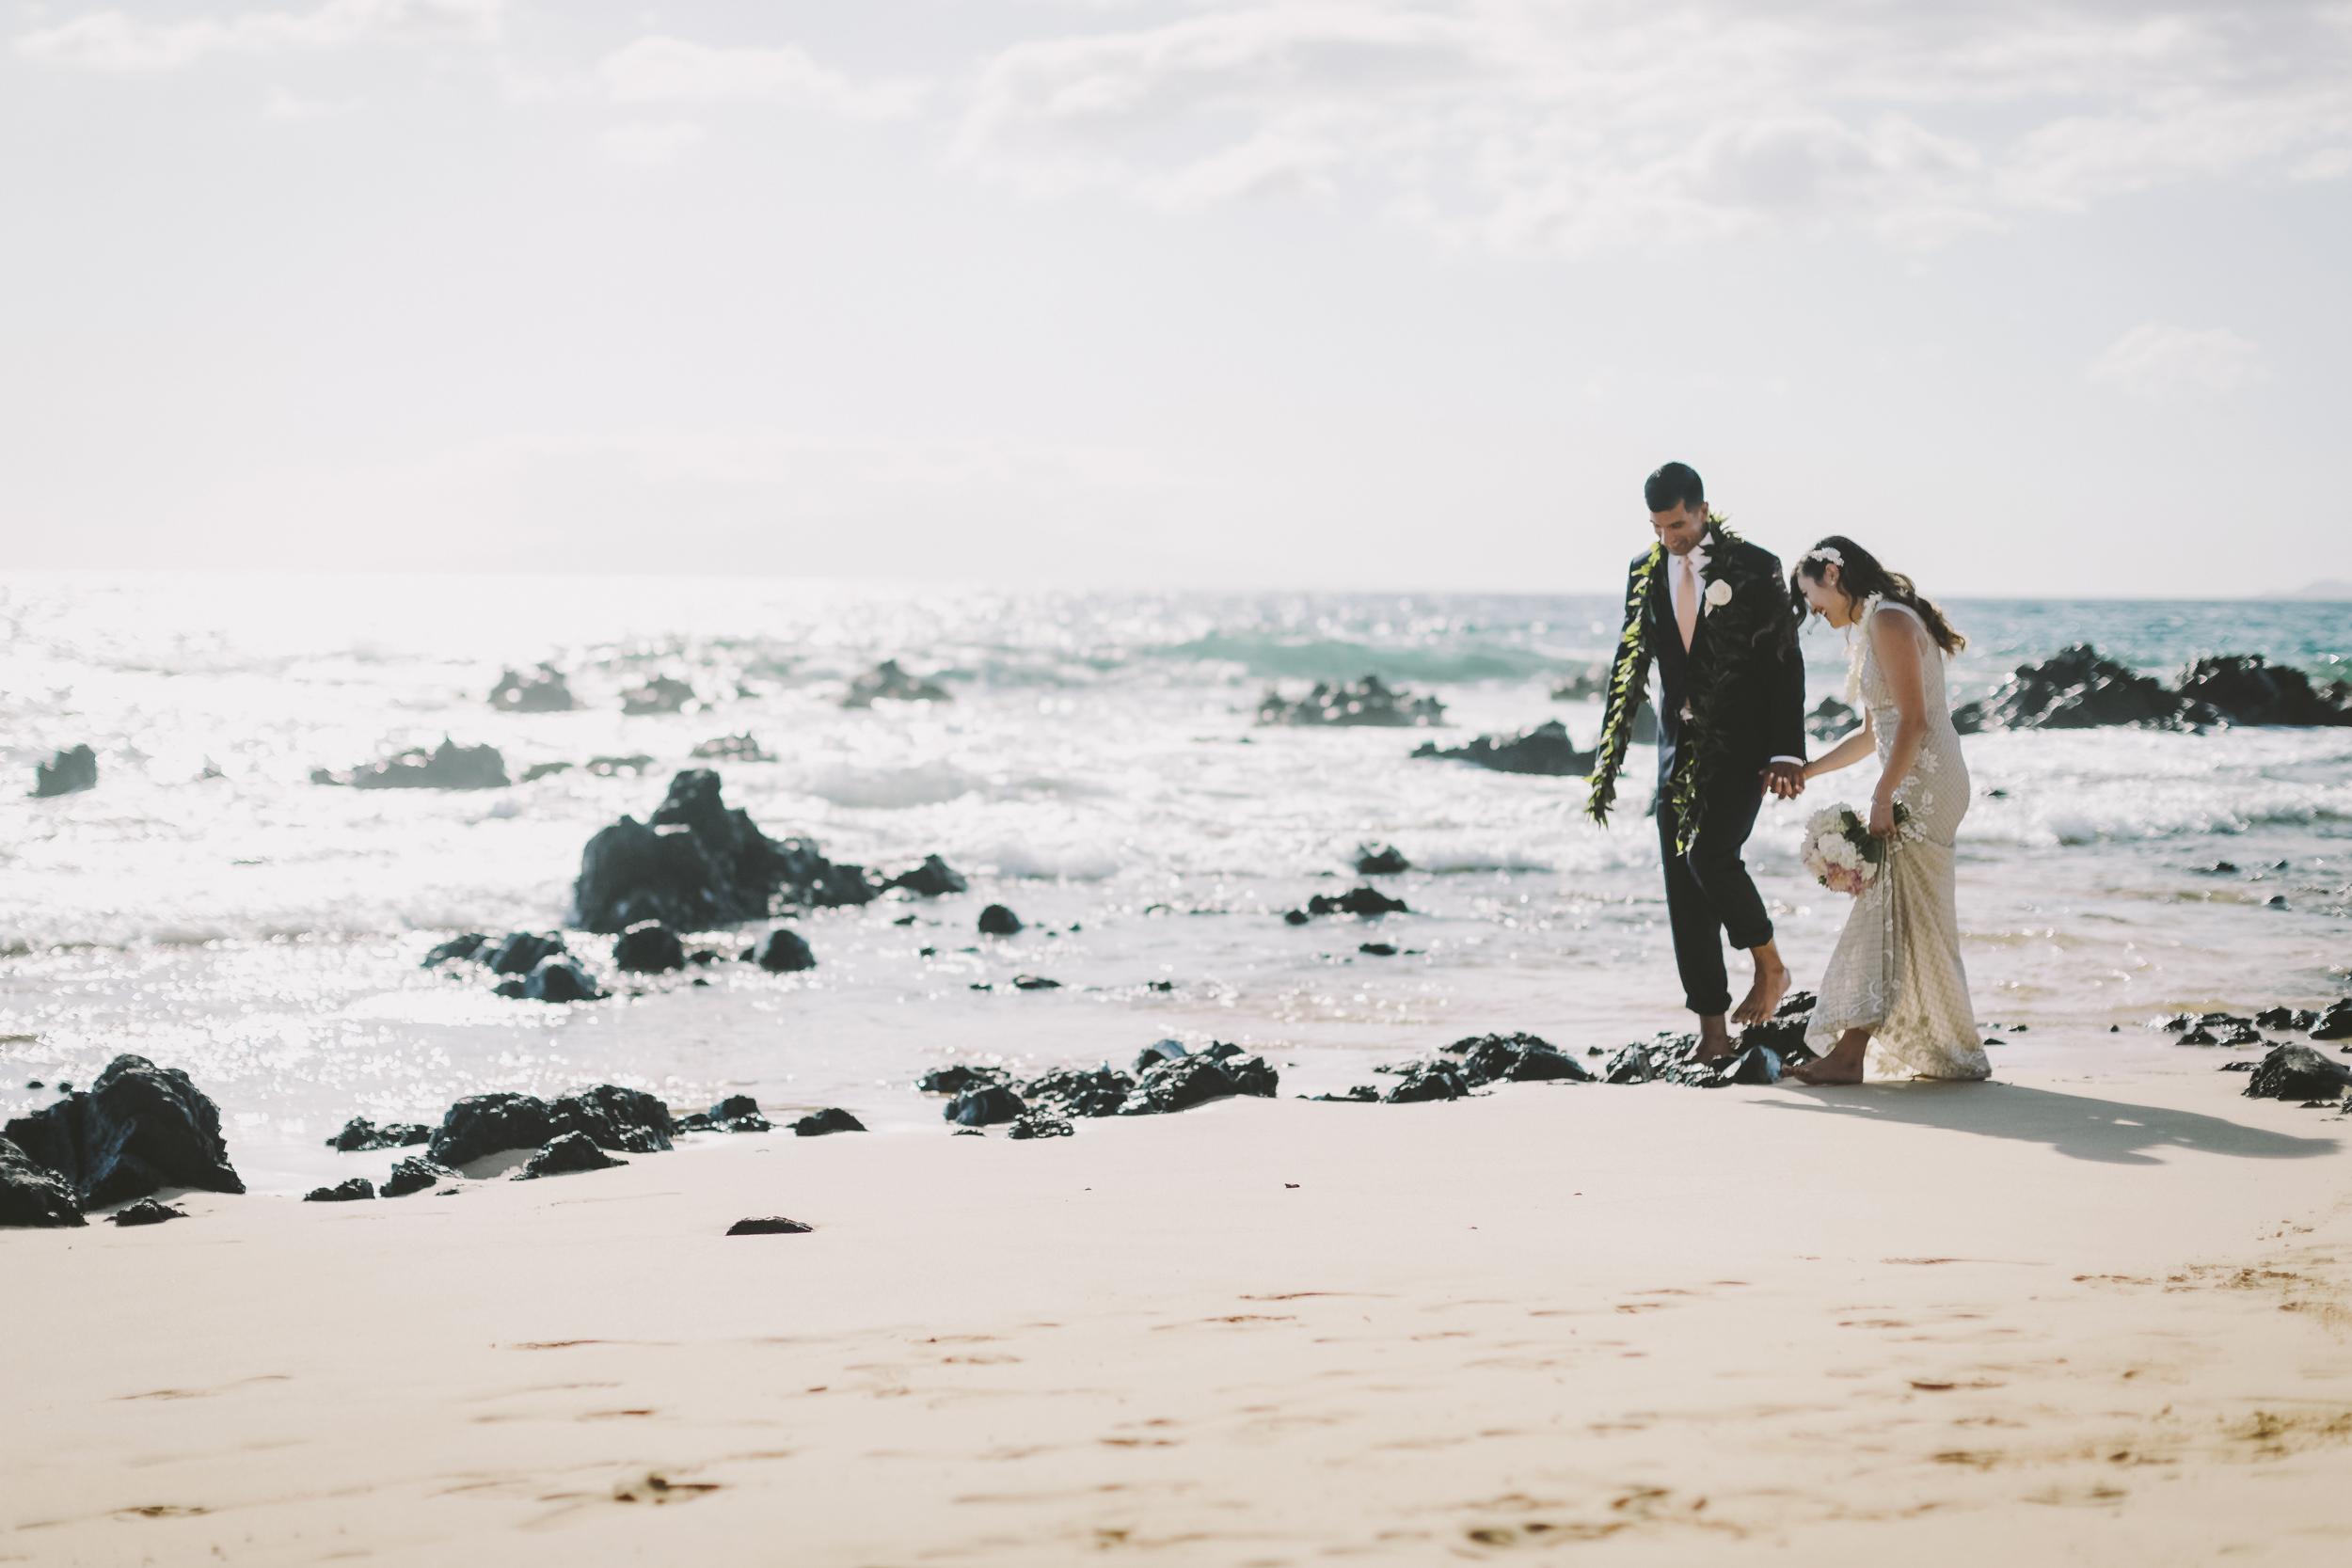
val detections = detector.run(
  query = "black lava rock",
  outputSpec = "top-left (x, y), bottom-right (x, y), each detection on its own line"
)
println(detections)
top-left (2254, 1006), bottom-right (2319, 1031)
top-left (919, 1065), bottom-right (1009, 1095)
top-left (2176, 655), bottom-right (2352, 727)
top-left (324, 1117), bottom-right (432, 1153)
top-left (755, 928), bottom-right (817, 973)
top-left (1311, 1085), bottom-right (1383, 1102)
top-left (1018, 1066), bottom-right (1135, 1117)
top-left (844, 659), bottom-right (951, 707)
top-left (1223, 1054), bottom-right (1279, 1097)
top-left (946, 1085), bottom-right (1027, 1127)
top-left (1008, 1110), bottom-right (1074, 1140)
top-left (1359, 942), bottom-right (1397, 957)
top-left (1282, 910), bottom-right (1311, 926)
top-left (382, 1156), bottom-right (458, 1197)
top-left (1444, 1032), bottom-right (1593, 1085)
top-left (2312, 1002), bottom-right (2352, 1041)
top-left (728, 1215), bottom-right (814, 1235)
top-left (317, 737), bottom-right (510, 790)
top-left (0, 1135), bottom-right (85, 1227)
top-left (1707, 1045), bottom-right (1785, 1086)
top-left (548, 1085), bottom-right (674, 1153)
top-left (683, 1093), bottom-right (772, 1133)
top-left (1950, 645), bottom-right (2192, 734)
top-left (1010, 974), bottom-right (1061, 990)
top-left (512, 1132), bottom-right (627, 1180)
top-left (489, 665), bottom-right (575, 713)
top-left (428, 1093), bottom-right (555, 1167)
top-left (1354, 843), bottom-right (1410, 875)
top-left (1305, 886), bottom-right (1409, 917)
top-left (1411, 719), bottom-right (1593, 775)
top-left (422, 933), bottom-right (490, 967)
top-left (1383, 1061), bottom-right (1473, 1103)
top-left (524, 957), bottom-right (606, 1002)
top-left (691, 733), bottom-right (773, 762)
top-left (793, 1108), bottom-right (867, 1136)
top-left (572, 768), bottom-right (877, 934)
top-left (108, 1197), bottom-right (187, 1227)
top-left (3, 1053), bottom-right (245, 1211)
top-left (1806, 696), bottom-right (1857, 740)
top-left (1258, 674), bottom-right (1444, 727)
top-left (33, 743), bottom-right (99, 798)
top-left (621, 675), bottom-right (695, 716)
top-left (486, 931), bottom-right (567, 975)
top-left (1120, 1055), bottom-right (1246, 1114)
top-left (1133, 1038), bottom-right (1189, 1074)
top-left (305, 1178), bottom-right (376, 1202)
top-left (612, 922), bottom-right (687, 974)
top-left (978, 904), bottom-right (1024, 936)
top-left (2244, 1044), bottom-right (2352, 1102)
top-left (883, 855), bottom-right (968, 896)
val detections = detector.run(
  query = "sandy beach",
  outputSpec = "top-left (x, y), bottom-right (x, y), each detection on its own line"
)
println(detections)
top-left (8, 1040), bottom-right (2350, 1567)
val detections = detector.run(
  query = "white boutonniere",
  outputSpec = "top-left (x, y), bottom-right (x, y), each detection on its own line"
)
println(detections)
top-left (1702, 578), bottom-right (1734, 613)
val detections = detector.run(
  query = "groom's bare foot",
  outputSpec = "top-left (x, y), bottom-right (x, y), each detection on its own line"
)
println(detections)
top-left (1693, 1015), bottom-right (1734, 1064)
top-left (1730, 942), bottom-right (1789, 1025)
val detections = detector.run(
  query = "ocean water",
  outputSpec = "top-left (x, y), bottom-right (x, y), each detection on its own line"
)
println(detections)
top-left (2, 572), bottom-right (2347, 1195)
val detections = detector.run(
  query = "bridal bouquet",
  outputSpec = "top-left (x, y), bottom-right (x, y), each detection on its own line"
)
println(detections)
top-left (1800, 802), bottom-right (1910, 895)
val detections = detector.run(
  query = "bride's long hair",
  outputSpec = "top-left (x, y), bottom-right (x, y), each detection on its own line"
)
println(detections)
top-left (1788, 536), bottom-right (1966, 655)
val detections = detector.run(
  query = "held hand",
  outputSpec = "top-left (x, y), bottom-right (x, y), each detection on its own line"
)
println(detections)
top-left (1868, 793), bottom-right (1897, 838)
top-left (1760, 760), bottom-right (1807, 800)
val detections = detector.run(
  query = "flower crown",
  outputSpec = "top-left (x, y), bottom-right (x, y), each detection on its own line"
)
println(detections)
top-left (1803, 546), bottom-right (1844, 567)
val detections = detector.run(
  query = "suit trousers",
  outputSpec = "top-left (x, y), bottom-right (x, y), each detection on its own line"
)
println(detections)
top-left (1655, 770), bottom-right (1774, 1017)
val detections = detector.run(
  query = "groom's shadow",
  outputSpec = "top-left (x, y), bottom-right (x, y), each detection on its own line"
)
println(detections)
top-left (1760, 1080), bottom-right (2340, 1166)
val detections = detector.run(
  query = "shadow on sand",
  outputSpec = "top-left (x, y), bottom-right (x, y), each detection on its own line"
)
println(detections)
top-left (1761, 1079), bottom-right (2341, 1165)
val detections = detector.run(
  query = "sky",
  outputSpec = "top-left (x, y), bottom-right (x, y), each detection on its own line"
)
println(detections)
top-left (0, 0), bottom-right (2346, 594)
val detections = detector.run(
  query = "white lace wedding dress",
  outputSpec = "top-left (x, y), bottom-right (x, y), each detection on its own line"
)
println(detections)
top-left (1805, 601), bottom-right (1989, 1080)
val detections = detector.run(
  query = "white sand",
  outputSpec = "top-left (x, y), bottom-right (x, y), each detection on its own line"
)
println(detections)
top-left (7, 1046), bottom-right (2351, 1566)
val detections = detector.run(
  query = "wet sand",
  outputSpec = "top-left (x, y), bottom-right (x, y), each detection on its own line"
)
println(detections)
top-left (7, 1043), bottom-right (2351, 1566)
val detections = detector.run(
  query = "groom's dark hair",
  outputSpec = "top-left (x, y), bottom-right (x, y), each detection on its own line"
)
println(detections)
top-left (1644, 462), bottom-right (1704, 514)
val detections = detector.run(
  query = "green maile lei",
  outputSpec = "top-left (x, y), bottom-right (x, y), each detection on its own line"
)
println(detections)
top-left (1584, 515), bottom-right (1777, 852)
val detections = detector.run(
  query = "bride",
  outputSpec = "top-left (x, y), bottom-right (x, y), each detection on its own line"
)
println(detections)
top-left (1785, 538), bottom-right (1989, 1085)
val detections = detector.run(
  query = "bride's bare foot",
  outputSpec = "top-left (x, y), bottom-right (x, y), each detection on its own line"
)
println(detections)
top-left (1787, 1029), bottom-right (1870, 1085)
top-left (1730, 941), bottom-right (1789, 1025)
top-left (1692, 1015), bottom-right (1734, 1064)
top-left (1787, 1053), bottom-right (1864, 1085)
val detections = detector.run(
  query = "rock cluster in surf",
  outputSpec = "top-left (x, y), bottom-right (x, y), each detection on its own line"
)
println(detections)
top-left (572, 768), bottom-right (961, 932)
top-left (1952, 646), bottom-right (2352, 734)
top-left (312, 738), bottom-right (511, 790)
top-left (1258, 674), bottom-right (1445, 728)
top-left (843, 659), bottom-right (951, 707)
top-left (1413, 718), bottom-right (1594, 776)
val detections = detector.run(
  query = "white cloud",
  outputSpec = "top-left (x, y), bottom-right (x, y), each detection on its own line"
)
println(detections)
top-left (17, 0), bottom-right (501, 71)
top-left (598, 36), bottom-right (923, 119)
top-left (953, 1), bottom-right (2352, 253)
top-left (2086, 323), bottom-right (2265, 401)
top-left (600, 119), bottom-right (706, 167)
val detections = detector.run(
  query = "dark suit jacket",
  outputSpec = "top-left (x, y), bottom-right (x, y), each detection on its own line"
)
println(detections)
top-left (1643, 538), bottom-right (1807, 798)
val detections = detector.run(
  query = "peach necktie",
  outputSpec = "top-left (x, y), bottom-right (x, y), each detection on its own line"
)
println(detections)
top-left (1677, 555), bottom-right (1699, 651)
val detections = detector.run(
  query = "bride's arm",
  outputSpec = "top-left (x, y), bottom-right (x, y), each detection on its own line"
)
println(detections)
top-left (1868, 614), bottom-right (1931, 836)
top-left (1804, 714), bottom-right (1875, 779)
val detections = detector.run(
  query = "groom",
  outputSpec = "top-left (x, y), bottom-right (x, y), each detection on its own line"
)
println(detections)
top-left (1587, 462), bottom-right (1808, 1061)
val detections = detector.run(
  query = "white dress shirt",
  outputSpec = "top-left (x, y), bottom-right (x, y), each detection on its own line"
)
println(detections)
top-left (1665, 543), bottom-right (1804, 768)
